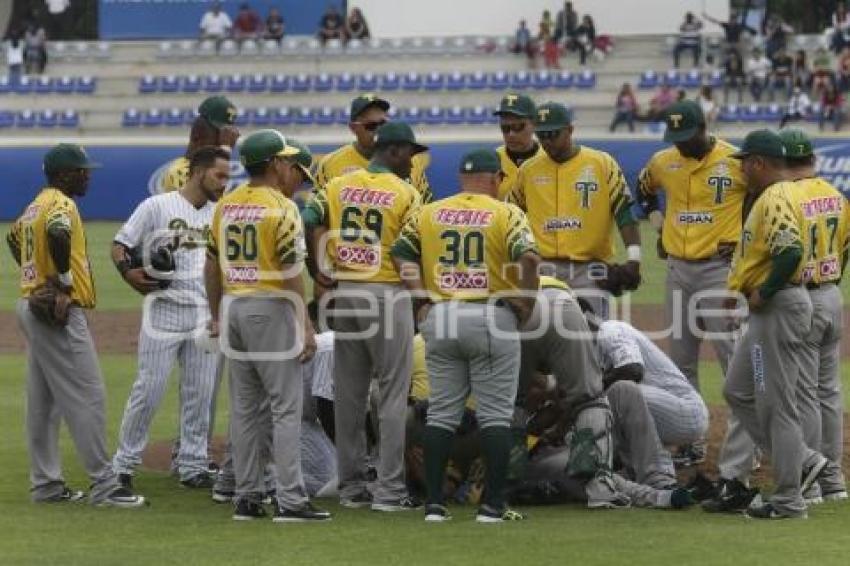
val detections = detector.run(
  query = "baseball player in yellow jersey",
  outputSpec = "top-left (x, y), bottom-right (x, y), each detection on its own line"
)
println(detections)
top-left (493, 93), bottom-right (542, 201)
top-left (314, 93), bottom-right (432, 203)
top-left (6, 144), bottom-right (146, 508)
top-left (637, 100), bottom-right (748, 468)
top-left (205, 129), bottom-right (330, 522)
top-left (303, 122), bottom-right (424, 511)
top-left (160, 96), bottom-right (240, 193)
top-left (392, 148), bottom-right (540, 522)
top-left (706, 130), bottom-right (828, 520)
top-left (508, 101), bottom-right (641, 319)
top-left (778, 129), bottom-right (849, 502)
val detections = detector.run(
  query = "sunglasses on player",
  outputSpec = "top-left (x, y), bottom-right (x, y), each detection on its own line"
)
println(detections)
top-left (499, 123), bottom-right (528, 134)
top-left (354, 119), bottom-right (387, 131)
top-left (536, 129), bottom-right (563, 140)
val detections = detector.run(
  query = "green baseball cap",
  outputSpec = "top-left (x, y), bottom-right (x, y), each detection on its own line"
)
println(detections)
top-left (778, 128), bottom-right (814, 158)
top-left (374, 122), bottom-right (428, 154)
top-left (198, 95), bottom-right (237, 129)
top-left (731, 129), bottom-right (787, 159)
top-left (286, 138), bottom-right (316, 185)
top-left (663, 101), bottom-right (705, 143)
top-left (350, 93), bottom-right (390, 120)
top-left (43, 143), bottom-right (101, 172)
top-left (238, 129), bottom-right (299, 167)
top-left (494, 93), bottom-right (536, 118)
top-left (459, 149), bottom-right (502, 174)
top-left (534, 102), bottom-right (573, 132)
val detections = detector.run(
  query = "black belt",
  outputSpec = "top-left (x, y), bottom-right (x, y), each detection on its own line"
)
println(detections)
top-left (806, 281), bottom-right (837, 290)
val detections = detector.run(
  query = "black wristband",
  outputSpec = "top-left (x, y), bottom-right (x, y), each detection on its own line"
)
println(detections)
top-left (116, 259), bottom-right (132, 277)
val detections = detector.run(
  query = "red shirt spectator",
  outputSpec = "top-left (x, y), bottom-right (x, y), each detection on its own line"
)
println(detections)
top-left (234, 3), bottom-right (261, 39)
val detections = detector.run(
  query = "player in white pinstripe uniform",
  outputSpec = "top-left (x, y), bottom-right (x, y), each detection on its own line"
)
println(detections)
top-left (112, 147), bottom-right (231, 487)
top-left (594, 319), bottom-right (709, 450)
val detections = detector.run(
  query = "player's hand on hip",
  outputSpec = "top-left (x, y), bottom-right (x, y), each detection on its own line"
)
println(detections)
top-left (299, 322), bottom-right (317, 363)
top-left (123, 268), bottom-right (162, 295)
top-left (747, 289), bottom-right (765, 311)
top-left (207, 318), bottom-right (220, 338)
top-left (415, 301), bottom-right (432, 326)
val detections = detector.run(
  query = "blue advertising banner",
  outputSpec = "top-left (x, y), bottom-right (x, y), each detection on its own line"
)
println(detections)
top-left (98, 0), bottom-right (333, 39)
top-left (3, 138), bottom-right (850, 221)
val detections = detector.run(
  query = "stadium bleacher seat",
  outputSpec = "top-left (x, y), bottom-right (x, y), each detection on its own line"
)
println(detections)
top-left (226, 74), bottom-right (246, 92)
top-left (72, 41), bottom-right (90, 60)
top-left (182, 75), bottom-right (201, 93)
top-left (381, 72), bottom-right (400, 91)
top-left (424, 106), bottom-right (445, 125)
top-left (314, 73), bottom-right (333, 92)
top-left (719, 104), bottom-right (740, 122)
top-left (0, 110), bottom-right (14, 128)
top-left (248, 74), bottom-right (268, 93)
top-left (251, 107), bottom-right (271, 126)
top-left (17, 109), bottom-right (36, 128)
top-left (292, 73), bottom-right (312, 92)
top-left (357, 72), bottom-right (378, 91)
top-left (335, 107), bottom-right (351, 124)
top-left (663, 70), bottom-right (680, 87)
top-left (639, 70), bottom-right (659, 89)
top-left (76, 76), bottom-right (96, 94)
top-left (337, 72), bottom-right (355, 92)
top-left (35, 76), bottom-right (53, 94)
top-left (56, 76), bottom-right (74, 94)
top-left (468, 71), bottom-right (487, 90)
top-left (165, 108), bottom-right (185, 127)
top-left (403, 107), bottom-right (423, 125)
top-left (740, 104), bottom-right (762, 122)
top-left (232, 108), bottom-right (248, 127)
top-left (303, 38), bottom-right (321, 56)
top-left (467, 106), bottom-right (488, 125)
top-left (532, 70), bottom-right (552, 90)
top-left (446, 106), bottom-right (465, 125)
top-left (241, 39), bottom-right (259, 57)
top-left (683, 69), bottom-right (701, 88)
top-left (261, 39), bottom-right (279, 57)
top-left (177, 40), bottom-right (195, 58)
top-left (294, 107), bottom-right (315, 125)
top-left (123, 108), bottom-right (141, 127)
top-left (13, 76), bottom-right (33, 95)
top-left (576, 70), bottom-right (596, 89)
top-left (386, 106), bottom-right (399, 120)
top-left (707, 69), bottom-right (723, 88)
top-left (402, 72), bottom-right (423, 91)
top-left (95, 42), bottom-right (111, 60)
top-left (446, 71), bottom-right (466, 91)
top-left (50, 41), bottom-right (68, 61)
top-left (271, 74), bottom-right (290, 92)
top-left (346, 38), bottom-right (364, 55)
top-left (161, 75), bottom-right (179, 93)
top-left (316, 106), bottom-right (336, 125)
top-left (764, 104), bottom-right (782, 121)
top-left (143, 108), bottom-right (164, 127)
top-left (424, 72), bottom-right (445, 91)
top-left (204, 74), bottom-right (224, 93)
top-left (280, 37), bottom-right (301, 54)
top-left (0, 75), bottom-right (9, 95)
top-left (140, 75), bottom-right (158, 94)
top-left (489, 71), bottom-right (509, 90)
top-left (220, 40), bottom-right (239, 57)
top-left (38, 109), bottom-right (58, 128)
top-left (324, 39), bottom-right (344, 55)
top-left (60, 109), bottom-right (80, 128)
top-left (510, 71), bottom-right (531, 90)
top-left (157, 41), bottom-right (173, 59)
top-left (554, 70), bottom-right (573, 89)
top-left (806, 103), bottom-right (821, 122)
top-left (273, 107), bottom-right (293, 126)
top-left (197, 40), bottom-right (216, 57)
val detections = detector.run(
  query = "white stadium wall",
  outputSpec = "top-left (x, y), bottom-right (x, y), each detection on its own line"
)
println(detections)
top-left (355, 0), bottom-right (728, 38)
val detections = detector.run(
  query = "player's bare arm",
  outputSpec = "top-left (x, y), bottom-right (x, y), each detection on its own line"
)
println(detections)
top-left (509, 251), bottom-right (541, 325)
top-left (305, 224), bottom-right (335, 288)
top-left (111, 241), bottom-right (160, 295)
top-left (203, 253), bottom-right (222, 337)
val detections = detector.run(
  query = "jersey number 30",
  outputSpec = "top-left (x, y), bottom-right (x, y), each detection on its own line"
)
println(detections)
top-left (439, 230), bottom-right (485, 265)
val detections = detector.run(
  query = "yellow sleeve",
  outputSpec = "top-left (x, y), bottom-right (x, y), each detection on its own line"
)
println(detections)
top-left (606, 154), bottom-right (634, 221)
top-left (763, 191), bottom-right (802, 255)
top-left (315, 155), bottom-right (332, 191)
top-left (45, 198), bottom-right (73, 234)
top-left (6, 217), bottom-right (23, 263)
top-left (507, 165), bottom-right (527, 209)
top-left (276, 200), bottom-right (306, 264)
top-left (504, 204), bottom-right (538, 261)
top-left (636, 156), bottom-right (659, 198)
top-left (411, 155), bottom-right (433, 204)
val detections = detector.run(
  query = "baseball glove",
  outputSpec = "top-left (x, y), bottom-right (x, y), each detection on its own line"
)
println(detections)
top-left (618, 260), bottom-right (642, 291)
top-left (129, 245), bottom-right (175, 289)
top-left (594, 263), bottom-right (624, 297)
top-left (28, 277), bottom-right (72, 327)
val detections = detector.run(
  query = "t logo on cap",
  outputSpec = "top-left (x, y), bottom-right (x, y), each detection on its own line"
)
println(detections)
top-left (227, 107), bottom-right (237, 122)
top-left (538, 108), bottom-right (550, 122)
top-left (668, 113), bottom-right (683, 128)
top-left (505, 94), bottom-right (519, 107)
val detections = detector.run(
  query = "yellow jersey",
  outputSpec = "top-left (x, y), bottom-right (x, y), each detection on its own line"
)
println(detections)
top-left (208, 183), bottom-right (305, 295)
top-left (638, 139), bottom-right (747, 260)
top-left (728, 183), bottom-right (803, 295)
top-left (784, 177), bottom-right (850, 285)
top-left (393, 192), bottom-right (538, 301)
top-left (508, 146), bottom-right (634, 261)
top-left (8, 187), bottom-right (96, 307)
top-left (160, 156), bottom-right (190, 193)
top-left (303, 165), bottom-right (421, 283)
top-left (496, 144), bottom-right (543, 201)
top-left (315, 143), bottom-right (433, 203)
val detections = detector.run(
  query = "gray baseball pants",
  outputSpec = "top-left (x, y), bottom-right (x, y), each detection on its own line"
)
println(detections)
top-left (545, 259), bottom-right (612, 320)
top-left (724, 286), bottom-right (824, 517)
top-left (333, 281), bottom-right (413, 502)
top-left (16, 299), bottom-right (119, 503)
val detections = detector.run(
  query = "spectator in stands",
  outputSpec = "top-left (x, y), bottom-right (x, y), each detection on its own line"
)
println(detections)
top-left (264, 7), bottom-right (285, 42)
top-left (345, 8), bottom-right (370, 41)
top-left (610, 83), bottom-right (637, 132)
top-left (701, 9), bottom-right (755, 57)
top-left (539, 9), bottom-right (554, 37)
top-left (554, 1), bottom-right (578, 44)
top-left (820, 82), bottom-right (844, 131)
top-left (539, 20), bottom-right (560, 69)
top-left (838, 46), bottom-right (850, 92)
top-left (573, 15), bottom-right (596, 66)
top-left (792, 49), bottom-right (811, 91)
top-left (697, 85), bottom-right (719, 130)
top-left (673, 12), bottom-right (703, 68)
top-left (770, 48), bottom-right (794, 101)
top-left (676, 89), bottom-right (687, 101)
top-left (812, 47), bottom-right (834, 99)
top-left (779, 84), bottom-right (811, 128)
top-left (199, 2), bottom-right (232, 41)
top-left (831, 2), bottom-right (850, 53)
top-left (646, 83), bottom-right (675, 121)
top-left (723, 49), bottom-right (745, 103)
top-left (318, 5), bottom-right (345, 44)
top-left (24, 22), bottom-right (47, 75)
top-left (44, 0), bottom-right (69, 41)
top-left (747, 47), bottom-right (772, 101)
top-left (233, 3), bottom-right (261, 41)
top-left (763, 15), bottom-right (792, 61)
top-left (5, 35), bottom-right (24, 82)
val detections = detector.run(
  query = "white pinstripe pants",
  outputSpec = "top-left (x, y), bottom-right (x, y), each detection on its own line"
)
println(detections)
top-left (639, 384), bottom-right (709, 446)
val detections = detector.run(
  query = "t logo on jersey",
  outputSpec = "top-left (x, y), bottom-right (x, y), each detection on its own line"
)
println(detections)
top-left (575, 166), bottom-right (599, 209)
top-left (707, 176), bottom-right (732, 204)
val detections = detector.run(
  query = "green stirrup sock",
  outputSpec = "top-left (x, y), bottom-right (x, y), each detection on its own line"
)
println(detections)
top-left (480, 426), bottom-right (512, 510)
top-left (423, 425), bottom-right (455, 505)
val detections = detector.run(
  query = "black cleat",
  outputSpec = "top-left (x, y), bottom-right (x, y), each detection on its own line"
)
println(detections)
top-left (746, 502), bottom-right (801, 520)
top-left (232, 499), bottom-right (267, 521)
top-left (273, 502), bottom-right (332, 523)
top-left (99, 486), bottom-right (147, 508)
top-left (118, 473), bottom-right (133, 489)
top-left (180, 472), bottom-right (215, 489)
top-left (43, 487), bottom-right (85, 503)
top-left (371, 495), bottom-right (423, 512)
top-left (701, 479), bottom-right (758, 514)
top-left (340, 489), bottom-right (373, 509)
top-left (686, 473), bottom-right (719, 502)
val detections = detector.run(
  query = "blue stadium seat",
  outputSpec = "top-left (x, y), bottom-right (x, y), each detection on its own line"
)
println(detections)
top-left (489, 71), bottom-right (509, 90)
top-left (13, 76), bottom-right (33, 95)
top-left (292, 73), bottom-right (312, 92)
top-left (75, 76), bottom-right (96, 94)
top-left (234, 108), bottom-right (249, 127)
top-left (719, 104), bottom-right (740, 122)
top-left (143, 108), bottom-right (164, 127)
top-left (403, 107), bottom-right (423, 125)
top-left (17, 109), bottom-right (36, 128)
top-left (139, 75), bottom-right (158, 94)
top-left (423, 106), bottom-right (445, 125)
top-left (248, 74), bottom-right (268, 93)
top-left (683, 69), bottom-right (701, 88)
top-left (0, 110), bottom-right (14, 127)
top-left (294, 107), bottom-right (315, 125)
top-left (35, 76), bottom-right (53, 94)
top-left (638, 70), bottom-right (658, 89)
top-left (315, 73), bottom-right (333, 92)
top-left (161, 75), bottom-right (179, 93)
top-left (357, 72), bottom-right (378, 91)
top-left (532, 70), bottom-right (552, 90)
top-left (466, 106), bottom-right (488, 125)
top-left (38, 109), bottom-right (58, 128)
top-left (446, 71), bottom-right (466, 91)
top-left (335, 107), bottom-right (351, 124)
top-left (273, 107), bottom-right (293, 126)
top-left (204, 75), bottom-right (224, 93)
top-left (387, 106), bottom-right (400, 120)
top-left (226, 74), bottom-right (246, 93)
top-left (764, 103), bottom-right (782, 121)
top-left (645, 121), bottom-right (666, 134)
top-left (424, 72), bottom-right (444, 91)
top-left (468, 71), bottom-right (487, 90)
top-left (165, 108), bottom-right (185, 126)
top-left (446, 106), bottom-right (465, 125)
top-left (510, 71), bottom-right (531, 90)
top-left (0, 75), bottom-right (11, 94)
top-left (251, 107), bottom-right (271, 126)
top-left (576, 70), bottom-right (596, 89)
top-left (707, 69), bottom-right (723, 88)
top-left (553, 71), bottom-right (573, 89)
top-left (185, 108), bottom-right (199, 125)
top-left (337, 72), bottom-right (355, 92)
top-left (270, 74), bottom-right (290, 93)
top-left (123, 108), bottom-right (141, 127)
top-left (806, 103), bottom-right (821, 122)
top-left (182, 75), bottom-right (201, 93)
top-left (402, 72), bottom-right (423, 91)
top-left (316, 106), bottom-right (336, 125)
top-left (740, 104), bottom-right (762, 122)
top-left (55, 76), bottom-right (74, 94)
top-left (380, 72), bottom-right (400, 91)
top-left (663, 70), bottom-right (681, 87)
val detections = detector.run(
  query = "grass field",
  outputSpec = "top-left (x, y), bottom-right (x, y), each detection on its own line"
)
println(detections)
top-left (1, 221), bottom-right (850, 565)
